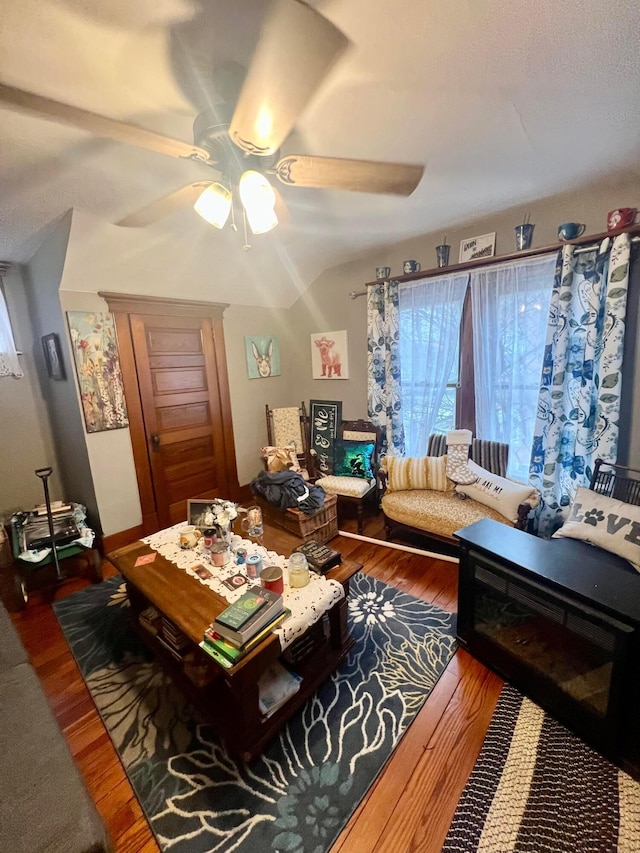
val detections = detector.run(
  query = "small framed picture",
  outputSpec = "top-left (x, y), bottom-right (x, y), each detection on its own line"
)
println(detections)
top-left (41, 332), bottom-right (65, 380)
top-left (459, 232), bottom-right (496, 264)
top-left (310, 331), bottom-right (349, 379)
top-left (187, 500), bottom-right (217, 528)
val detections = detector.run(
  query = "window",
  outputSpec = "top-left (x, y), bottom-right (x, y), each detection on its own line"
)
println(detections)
top-left (398, 273), bottom-right (468, 455)
top-left (398, 255), bottom-right (556, 478)
top-left (0, 281), bottom-right (22, 379)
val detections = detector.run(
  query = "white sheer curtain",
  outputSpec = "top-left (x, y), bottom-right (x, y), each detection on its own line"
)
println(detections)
top-left (398, 273), bottom-right (468, 456)
top-left (470, 254), bottom-right (556, 479)
top-left (0, 283), bottom-right (22, 378)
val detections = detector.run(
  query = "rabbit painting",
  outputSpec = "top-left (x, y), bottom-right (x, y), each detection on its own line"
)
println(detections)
top-left (252, 339), bottom-right (273, 377)
top-left (245, 336), bottom-right (281, 379)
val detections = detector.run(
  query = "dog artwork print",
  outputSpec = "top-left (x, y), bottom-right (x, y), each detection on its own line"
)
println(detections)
top-left (310, 331), bottom-right (349, 379)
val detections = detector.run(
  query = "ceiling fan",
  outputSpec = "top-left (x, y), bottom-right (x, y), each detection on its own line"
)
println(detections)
top-left (0, 0), bottom-right (424, 244)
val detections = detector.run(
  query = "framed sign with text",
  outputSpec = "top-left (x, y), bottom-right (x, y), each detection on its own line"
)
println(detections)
top-left (309, 399), bottom-right (342, 476)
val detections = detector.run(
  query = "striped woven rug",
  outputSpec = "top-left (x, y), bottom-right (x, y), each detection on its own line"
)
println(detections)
top-left (443, 685), bottom-right (640, 853)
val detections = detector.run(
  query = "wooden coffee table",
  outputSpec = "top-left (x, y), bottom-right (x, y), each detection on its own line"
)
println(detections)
top-left (107, 523), bottom-right (361, 761)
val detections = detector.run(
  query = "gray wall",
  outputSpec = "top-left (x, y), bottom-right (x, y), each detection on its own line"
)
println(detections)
top-left (288, 172), bottom-right (640, 467)
top-left (23, 213), bottom-right (101, 531)
top-left (0, 266), bottom-right (62, 519)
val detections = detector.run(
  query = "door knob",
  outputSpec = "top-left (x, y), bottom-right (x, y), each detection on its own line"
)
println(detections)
top-left (150, 433), bottom-right (160, 450)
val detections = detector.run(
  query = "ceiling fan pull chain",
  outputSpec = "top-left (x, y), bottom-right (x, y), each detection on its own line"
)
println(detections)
top-left (230, 194), bottom-right (237, 232)
top-left (242, 209), bottom-right (251, 251)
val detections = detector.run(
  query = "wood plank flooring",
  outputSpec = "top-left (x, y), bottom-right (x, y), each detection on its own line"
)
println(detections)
top-left (3, 512), bottom-right (503, 853)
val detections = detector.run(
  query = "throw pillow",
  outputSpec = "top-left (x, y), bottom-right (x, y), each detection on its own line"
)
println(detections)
top-left (385, 455), bottom-right (451, 493)
top-left (261, 443), bottom-right (301, 473)
top-left (552, 486), bottom-right (640, 571)
top-left (454, 461), bottom-right (537, 523)
top-left (333, 439), bottom-right (375, 480)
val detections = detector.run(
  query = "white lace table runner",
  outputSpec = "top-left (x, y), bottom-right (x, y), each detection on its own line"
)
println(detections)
top-left (142, 524), bottom-right (344, 650)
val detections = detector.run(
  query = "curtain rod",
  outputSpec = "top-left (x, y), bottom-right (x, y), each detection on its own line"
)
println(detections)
top-left (360, 225), bottom-right (640, 288)
top-left (349, 234), bottom-right (640, 296)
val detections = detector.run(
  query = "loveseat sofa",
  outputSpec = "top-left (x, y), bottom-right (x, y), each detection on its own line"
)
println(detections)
top-left (380, 435), bottom-right (539, 554)
top-left (0, 599), bottom-right (112, 853)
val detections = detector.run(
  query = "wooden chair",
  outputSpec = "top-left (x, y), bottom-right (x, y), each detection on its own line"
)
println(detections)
top-left (264, 402), bottom-right (316, 479)
top-left (589, 458), bottom-right (640, 505)
top-left (315, 419), bottom-right (381, 534)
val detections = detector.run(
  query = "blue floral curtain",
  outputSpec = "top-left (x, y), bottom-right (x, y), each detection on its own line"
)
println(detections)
top-left (367, 281), bottom-right (405, 457)
top-left (530, 233), bottom-right (631, 536)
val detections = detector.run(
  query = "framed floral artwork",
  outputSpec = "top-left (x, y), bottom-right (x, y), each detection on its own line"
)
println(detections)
top-left (66, 311), bottom-right (129, 433)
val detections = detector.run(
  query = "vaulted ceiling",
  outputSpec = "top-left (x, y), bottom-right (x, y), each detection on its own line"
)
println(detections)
top-left (2, 0), bottom-right (640, 307)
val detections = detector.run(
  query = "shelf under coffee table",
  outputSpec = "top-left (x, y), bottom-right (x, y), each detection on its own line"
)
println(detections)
top-left (107, 524), bottom-right (361, 761)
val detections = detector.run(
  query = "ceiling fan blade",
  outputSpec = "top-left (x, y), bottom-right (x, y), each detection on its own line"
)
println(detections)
top-left (272, 155), bottom-right (424, 196)
top-left (116, 182), bottom-right (213, 227)
top-left (0, 83), bottom-right (215, 166)
top-left (228, 0), bottom-right (349, 157)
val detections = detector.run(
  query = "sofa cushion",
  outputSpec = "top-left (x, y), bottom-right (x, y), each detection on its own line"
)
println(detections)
top-left (317, 475), bottom-right (375, 498)
top-left (454, 461), bottom-right (537, 523)
top-left (552, 486), bottom-right (640, 571)
top-left (384, 454), bottom-right (451, 493)
top-left (382, 489), bottom-right (513, 539)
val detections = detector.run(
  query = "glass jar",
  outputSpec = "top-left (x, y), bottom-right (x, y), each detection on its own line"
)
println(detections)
top-left (288, 552), bottom-right (310, 588)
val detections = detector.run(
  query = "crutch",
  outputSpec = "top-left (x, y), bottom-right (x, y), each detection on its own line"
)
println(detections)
top-left (35, 466), bottom-right (62, 579)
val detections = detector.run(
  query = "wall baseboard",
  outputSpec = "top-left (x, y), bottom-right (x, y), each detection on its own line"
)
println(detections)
top-left (102, 525), bottom-right (144, 554)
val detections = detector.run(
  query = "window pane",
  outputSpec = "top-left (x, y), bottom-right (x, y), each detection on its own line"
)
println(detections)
top-left (398, 275), bottom-right (468, 455)
top-left (470, 255), bottom-right (556, 480)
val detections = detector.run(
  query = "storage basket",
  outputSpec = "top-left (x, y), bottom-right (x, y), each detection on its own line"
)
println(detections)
top-left (255, 493), bottom-right (338, 543)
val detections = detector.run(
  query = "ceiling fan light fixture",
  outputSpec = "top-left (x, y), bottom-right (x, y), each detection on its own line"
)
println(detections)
top-left (193, 183), bottom-right (232, 229)
top-left (239, 170), bottom-right (278, 234)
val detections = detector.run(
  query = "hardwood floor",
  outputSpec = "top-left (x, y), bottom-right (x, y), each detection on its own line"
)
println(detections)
top-left (3, 511), bottom-right (503, 853)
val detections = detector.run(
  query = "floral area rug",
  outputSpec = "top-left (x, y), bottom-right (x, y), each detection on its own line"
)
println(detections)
top-left (54, 573), bottom-right (456, 853)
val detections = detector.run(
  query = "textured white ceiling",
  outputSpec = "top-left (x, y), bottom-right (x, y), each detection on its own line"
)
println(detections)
top-left (1, 0), bottom-right (640, 306)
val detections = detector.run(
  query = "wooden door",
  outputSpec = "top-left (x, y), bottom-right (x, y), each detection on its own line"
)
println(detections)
top-left (101, 293), bottom-right (238, 535)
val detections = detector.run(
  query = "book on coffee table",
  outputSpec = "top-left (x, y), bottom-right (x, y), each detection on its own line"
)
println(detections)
top-left (293, 540), bottom-right (341, 573)
top-left (212, 588), bottom-right (284, 647)
top-left (201, 609), bottom-right (291, 668)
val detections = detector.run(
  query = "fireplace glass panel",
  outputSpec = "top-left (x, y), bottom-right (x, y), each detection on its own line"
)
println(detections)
top-left (473, 564), bottom-right (620, 718)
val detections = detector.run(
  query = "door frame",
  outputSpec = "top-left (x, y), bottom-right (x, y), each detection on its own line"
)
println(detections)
top-left (99, 292), bottom-right (239, 535)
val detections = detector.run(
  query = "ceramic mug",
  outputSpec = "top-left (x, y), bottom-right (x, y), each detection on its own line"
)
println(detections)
top-left (403, 260), bottom-right (421, 274)
top-left (179, 525), bottom-right (201, 550)
top-left (375, 266), bottom-right (391, 280)
top-left (607, 208), bottom-right (637, 231)
top-left (557, 222), bottom-right (586, 241)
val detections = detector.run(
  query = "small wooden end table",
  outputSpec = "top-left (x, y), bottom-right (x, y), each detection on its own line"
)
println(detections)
top-left (107, 523), bottom-right (361, 761)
